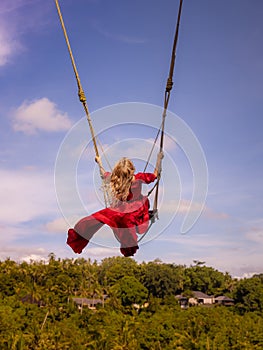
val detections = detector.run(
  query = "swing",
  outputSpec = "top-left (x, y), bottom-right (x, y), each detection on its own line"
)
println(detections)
top-left (54, 0), bottom-right (183, 242)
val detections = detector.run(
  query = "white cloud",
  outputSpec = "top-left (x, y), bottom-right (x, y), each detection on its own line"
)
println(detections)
top-left (0, 1), bottom-right (36, 15)
top-left (0, 1), bottom-right (51, 67)
top-left (160, 199), bottom-right (229, 221)
top-left (0, 245), bottom-right (47, 262)
top-left (204, 207), bottom-right (229, 220)
top-left (160, 199), bottom-right (203, 215)
top-left (21, 253), bottom-right (48, 264)
top-left (12, 98), bottom-right (73, 134)
top-left (0, 168), bottom-right (57, 225)
top-left (46, 216), bottom-right (80, 234)
top-left (0, 24), bottom-right (21, 66)
top-left (179, 199), bottom-right (203, 214)
top-left (157, 231), bottom-right (263, 278)
top-left (239, 272), bottom-right (259, 280)
top-left (83, 245), bottom-right (119, 257)
top-left (246, 227), bottom-right (263, 245)
top-left (90, 19), bottom-right (146, 44)
top-left (0, 224), bottom-right (26, 244)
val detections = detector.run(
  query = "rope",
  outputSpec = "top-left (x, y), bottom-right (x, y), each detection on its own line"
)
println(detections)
top-left (54, 1), bottom-right (99, 159)
top-left (152, 0), bottom-right (183, 214)
top-left (54, 0), bottom-right (110, 206)
top-left (134, 0), bottom-right (184, 245)
top-left (138, 0), bottom-right (183, 244)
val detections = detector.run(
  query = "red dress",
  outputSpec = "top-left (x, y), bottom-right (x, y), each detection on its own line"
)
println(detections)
top-left (67, 172), bottom-right (156, 257)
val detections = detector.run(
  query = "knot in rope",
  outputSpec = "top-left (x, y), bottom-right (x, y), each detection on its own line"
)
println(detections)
top-left (78, 89), bottom-right (86, 103)
top-left (166, 77), bottom-right (173, 92)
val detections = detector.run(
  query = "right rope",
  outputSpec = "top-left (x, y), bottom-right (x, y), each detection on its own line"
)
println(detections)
top-left (153, 0), bottom-right (184, 216)
top-left (138, 0), bottom-right (183, 244)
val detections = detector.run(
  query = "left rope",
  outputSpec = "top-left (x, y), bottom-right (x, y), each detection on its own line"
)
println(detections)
top-left (54, 0), bottom-right (109, 206)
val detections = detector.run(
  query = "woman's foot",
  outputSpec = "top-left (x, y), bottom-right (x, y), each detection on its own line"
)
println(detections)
top-left (120, 245), bottom-right (139, 257)
top-left (67, 228), bottom-right (89, 254)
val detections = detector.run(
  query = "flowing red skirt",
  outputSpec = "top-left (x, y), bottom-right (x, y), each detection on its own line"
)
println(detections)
top-left (67, 196), bottom-right (150, 257)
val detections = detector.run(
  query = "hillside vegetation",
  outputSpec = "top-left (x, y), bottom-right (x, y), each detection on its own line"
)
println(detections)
top-left (0, 255), bottom-right (263, 349)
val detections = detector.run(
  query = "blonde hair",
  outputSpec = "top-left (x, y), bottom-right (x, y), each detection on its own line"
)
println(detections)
top-left (110, 157), bottom-right (135, 204)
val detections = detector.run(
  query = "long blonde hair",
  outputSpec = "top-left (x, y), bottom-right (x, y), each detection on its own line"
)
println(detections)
top-left (110, 157), bottom-right (135, 204)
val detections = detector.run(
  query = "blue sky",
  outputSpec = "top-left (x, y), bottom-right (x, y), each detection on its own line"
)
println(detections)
top-left (0, 0), bottom-right (262, 278)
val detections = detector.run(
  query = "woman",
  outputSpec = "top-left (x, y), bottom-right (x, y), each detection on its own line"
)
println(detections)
top-left (67, 152), bottom-right (163, 257)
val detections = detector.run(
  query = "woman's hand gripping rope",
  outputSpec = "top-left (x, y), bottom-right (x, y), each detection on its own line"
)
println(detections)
top-left (95, 156), bottom-right (105, 178)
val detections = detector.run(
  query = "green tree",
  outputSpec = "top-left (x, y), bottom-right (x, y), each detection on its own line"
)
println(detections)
top-left (233, 275), bottom-right (263, 313)
top-left (98, 257), bottom-right (139, 287)
top-left (184, 265), bottom-right (228, 295)
top-left (111, 276), bottom-right (148, 307)
top-left (141, 261), bottom-right (178, 298)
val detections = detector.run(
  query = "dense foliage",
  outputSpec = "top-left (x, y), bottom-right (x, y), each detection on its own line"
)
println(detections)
top-left (0, 255), bottom-right (262, 349)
